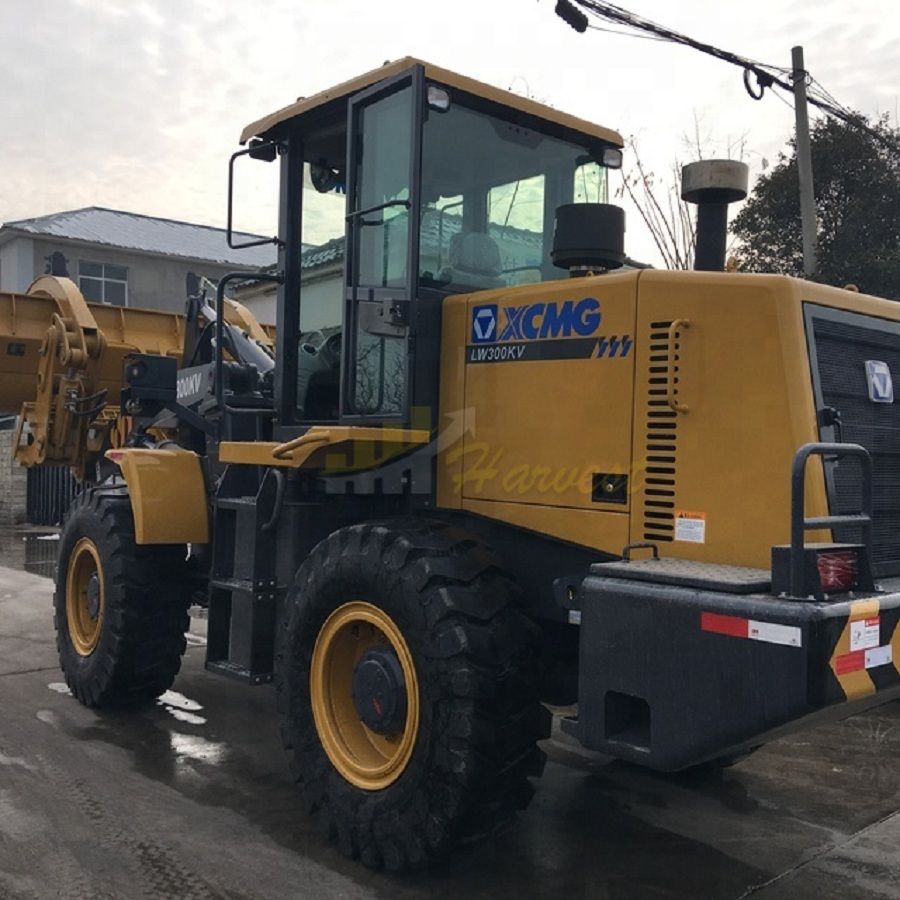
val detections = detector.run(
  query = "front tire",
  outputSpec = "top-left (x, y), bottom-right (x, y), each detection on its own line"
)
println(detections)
top-left (276, 520), bottom-right (549, 871)
top-left (54, 487), bottom-right (191, 707)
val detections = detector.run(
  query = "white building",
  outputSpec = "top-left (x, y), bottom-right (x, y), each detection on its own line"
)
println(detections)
top-left (0, 206), bottom-right (277, 312)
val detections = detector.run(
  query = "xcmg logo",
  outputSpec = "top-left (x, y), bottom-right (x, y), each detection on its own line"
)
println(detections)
top-left (471, 298), bottom-right (602, 344)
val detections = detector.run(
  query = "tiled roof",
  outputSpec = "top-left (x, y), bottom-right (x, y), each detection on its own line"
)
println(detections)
top-left (301, 236), bottom-right (344, 269)
top-left (1, 206), bottom-right (278, 269)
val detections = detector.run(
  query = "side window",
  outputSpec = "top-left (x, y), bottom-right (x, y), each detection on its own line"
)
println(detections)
top-left (79, 261), bottom-right (128, 306)
top-left (300, 162), bottom-right (345, 334)
top-left (354, 87), bottom-right (411, 289)
top-left (420, 195), bottom-right (463, 283)
top-left (573, 160), bottom-right (608, 204)
top-left (487, 174), bottom-right (545, 286)
top-left (297, 159), bottom-right (346, 421)
top-left (348, 84), bottom-right (413, 417)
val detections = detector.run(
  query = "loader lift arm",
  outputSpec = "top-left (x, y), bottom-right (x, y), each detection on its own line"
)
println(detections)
top-left (0, 275), bottom-right (274, 480)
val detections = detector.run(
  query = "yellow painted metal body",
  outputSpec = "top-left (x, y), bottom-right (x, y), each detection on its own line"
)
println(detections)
top-left (219, 427), bottom-right (431, 469)
top-left (5, 269), bottom-right (898, 573)
top-left (438, 270), bottom-right (900, 570)
top-left (438, 272), bottom-right (637, 552)
top-left (105, 448), bottom-right (209, 545)
top-left (241, 56), bottom-right (623, 148)
top-left (0, 276), bottom-right (273, 478)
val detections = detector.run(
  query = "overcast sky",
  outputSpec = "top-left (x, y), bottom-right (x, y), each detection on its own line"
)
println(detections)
top-left (1, 0), bottom-right (897, 265)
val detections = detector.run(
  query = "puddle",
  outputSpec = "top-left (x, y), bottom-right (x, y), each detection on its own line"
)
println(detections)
top-left (169, 733), bottom-right (227, 765)
top-left (47, 682), bottom-right (209, 727)
top-left (166, 709), bottom-right (206, 725)
top-left (158, 690), bottom-right (203, 711)
top-left (158, 690), bottom-right (207, 725)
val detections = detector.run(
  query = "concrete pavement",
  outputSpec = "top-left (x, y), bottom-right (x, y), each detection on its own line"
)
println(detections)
top-left (0, 531), bottom-right (898, 899)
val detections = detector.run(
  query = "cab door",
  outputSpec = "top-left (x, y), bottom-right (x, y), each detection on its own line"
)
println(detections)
top-left (342, 67), bottom-right (423, 422)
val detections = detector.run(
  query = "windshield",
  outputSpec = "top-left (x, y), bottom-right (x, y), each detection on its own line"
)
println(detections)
top-left (419, 92), bottom-right (611, 291)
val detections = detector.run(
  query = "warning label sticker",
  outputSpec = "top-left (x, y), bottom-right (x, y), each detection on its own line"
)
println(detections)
top-left (834, 644), bottom-right (892, 675)
top-left (865, 644), bottom-right (893, 669)
top-left (674, 510), bottom-right (706, 544)
top-left (850, 616), bottom-right (880, 652)
top-left (748, 620), bottom-right (803, 648)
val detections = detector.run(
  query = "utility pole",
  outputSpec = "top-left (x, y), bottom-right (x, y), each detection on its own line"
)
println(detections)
top-left (792, 45), bottom-right (818, 277)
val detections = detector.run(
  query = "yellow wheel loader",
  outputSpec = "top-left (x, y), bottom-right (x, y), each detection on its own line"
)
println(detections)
top-left (3, 57), bottom-right (900, 871)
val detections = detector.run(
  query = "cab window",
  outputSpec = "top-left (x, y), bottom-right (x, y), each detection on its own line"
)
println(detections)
top-left (296, 129), bottom-right (347, 421)
top-left (419, 94), bottom-right (612, 292)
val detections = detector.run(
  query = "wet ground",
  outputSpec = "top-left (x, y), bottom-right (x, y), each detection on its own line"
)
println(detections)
top-left (0, 524), bottom-right (899, 899)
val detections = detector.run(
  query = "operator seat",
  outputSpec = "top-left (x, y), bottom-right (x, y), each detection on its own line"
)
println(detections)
top-left (441, 232), bottom-right (505, 289)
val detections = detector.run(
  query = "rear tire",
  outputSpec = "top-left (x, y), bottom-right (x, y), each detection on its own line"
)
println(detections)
top-left (276, 519), bottom-right (549, 872)
top-left (54, 487), bottom-right (191, 708)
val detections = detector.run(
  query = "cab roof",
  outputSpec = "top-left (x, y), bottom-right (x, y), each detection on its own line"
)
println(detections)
top-left (240, 56), bottom-right (624, 147)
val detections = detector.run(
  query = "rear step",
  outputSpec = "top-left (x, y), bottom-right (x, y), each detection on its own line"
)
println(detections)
top-left (206, 489), bottom-right (279, 685)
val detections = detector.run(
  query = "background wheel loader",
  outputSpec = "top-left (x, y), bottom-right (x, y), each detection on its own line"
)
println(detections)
top-left (2, 57), bottom-right (900, 871)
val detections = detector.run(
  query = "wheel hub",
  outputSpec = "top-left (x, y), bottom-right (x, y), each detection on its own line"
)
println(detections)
top-left (65, 537), bottom-right (105, 657)
top-left (85, 573), bottom-right (101, 621)
top-left (351, 647), bottom-right (407, 734)
top-left (309, 601), bottom-right (420, 790)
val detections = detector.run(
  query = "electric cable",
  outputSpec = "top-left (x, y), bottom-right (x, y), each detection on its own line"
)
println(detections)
top-left (555, 0), bottom-right (895, 149)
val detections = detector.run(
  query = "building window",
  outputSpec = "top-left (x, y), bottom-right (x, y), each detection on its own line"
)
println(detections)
top-left (79, 261), bottom-right (128, 305)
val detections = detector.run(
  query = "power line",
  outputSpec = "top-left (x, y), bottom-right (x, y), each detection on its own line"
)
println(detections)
top-left (769, 88), bottom-right (795, 112)
top-left (587, 23), bottom-right (667, 42)
top-left (555, 0), bottom-right (894, 148)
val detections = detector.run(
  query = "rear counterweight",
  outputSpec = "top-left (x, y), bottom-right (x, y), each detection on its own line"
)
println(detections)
top-left (563, 560), bottom-right (900, 770)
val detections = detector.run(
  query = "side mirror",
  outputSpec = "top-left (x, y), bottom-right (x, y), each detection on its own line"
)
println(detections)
top-left (227, 140), bottom-right (282, 249)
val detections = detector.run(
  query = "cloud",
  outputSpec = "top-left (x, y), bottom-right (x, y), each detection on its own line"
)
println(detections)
top-left (0, 0), bottom-right (897, 267)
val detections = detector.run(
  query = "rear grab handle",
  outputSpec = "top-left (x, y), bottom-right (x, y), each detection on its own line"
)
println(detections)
top-left (666, 318), bottom-right (691, 413)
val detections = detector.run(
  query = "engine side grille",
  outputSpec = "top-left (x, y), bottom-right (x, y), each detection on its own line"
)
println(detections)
top-left (810, 308), bottom-right (900, 576)
top-left (642, 320), bottom-right (680, 542)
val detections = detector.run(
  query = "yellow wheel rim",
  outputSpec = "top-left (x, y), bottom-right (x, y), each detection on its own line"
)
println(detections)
top-left (65, 537), bottom-right (105, 656)
top-left (310, 601), bottom-right (419, 791)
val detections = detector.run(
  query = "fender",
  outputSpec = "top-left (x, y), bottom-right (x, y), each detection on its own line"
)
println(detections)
top-left (105, 448), bottom-right (209, 544)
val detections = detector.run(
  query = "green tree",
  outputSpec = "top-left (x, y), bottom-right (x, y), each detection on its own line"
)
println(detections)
top-left (732, 116), bottom-right (900, 299)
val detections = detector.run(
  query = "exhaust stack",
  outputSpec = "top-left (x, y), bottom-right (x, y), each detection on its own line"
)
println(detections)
top-left (681, 160), bottom-right (748, 272)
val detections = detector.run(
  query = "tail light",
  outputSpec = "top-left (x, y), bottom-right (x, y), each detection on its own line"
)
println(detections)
top-left (816, 549), bottom-right (859, 593)
top-left (771, 542), bottom-right (871, 601)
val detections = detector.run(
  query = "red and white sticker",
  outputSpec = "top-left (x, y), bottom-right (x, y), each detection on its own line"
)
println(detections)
top-left (701, 612), bottom-right (802, 648)
top-left (849, 616), bottom-right (880, 652)
top-left (834, 644), bottom-right (893, 675)
top-left (675, 511), bottom-right (706, 544)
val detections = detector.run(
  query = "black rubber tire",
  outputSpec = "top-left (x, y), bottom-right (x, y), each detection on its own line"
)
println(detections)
top-left (275, 519), bottom-right (550, 872)
top-left (54, 487), bottom-right (191, 708)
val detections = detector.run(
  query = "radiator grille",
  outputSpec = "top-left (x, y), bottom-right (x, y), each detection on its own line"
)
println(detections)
top-left (642, 320), bottom-right (680, 542)
top-left (810, 308), bottom-right (900, 576)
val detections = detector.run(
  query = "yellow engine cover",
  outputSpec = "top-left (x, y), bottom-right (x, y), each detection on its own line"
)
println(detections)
top-left (439, 271), bottom-right (638, 552)
top-left (438, 269), bottom-right (900, 570)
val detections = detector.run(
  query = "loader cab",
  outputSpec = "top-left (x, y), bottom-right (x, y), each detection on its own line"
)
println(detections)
top-left (239, 58), bottom-right (624, 437)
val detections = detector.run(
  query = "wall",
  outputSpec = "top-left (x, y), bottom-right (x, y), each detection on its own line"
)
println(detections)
top-left (0, 237), bottom-right (36, 293)
top-left (0, 428), bottom-right (26, 526)
top-left (28, 238), bottom-right (240, 313)
top-left (239, 262), bottom-right (343, 329)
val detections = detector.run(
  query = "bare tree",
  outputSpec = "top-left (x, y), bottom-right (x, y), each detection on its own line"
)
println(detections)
top-left (617, 117), bottom-right (749, 269)
top-left (618, 145), bottom-right (695, 270)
